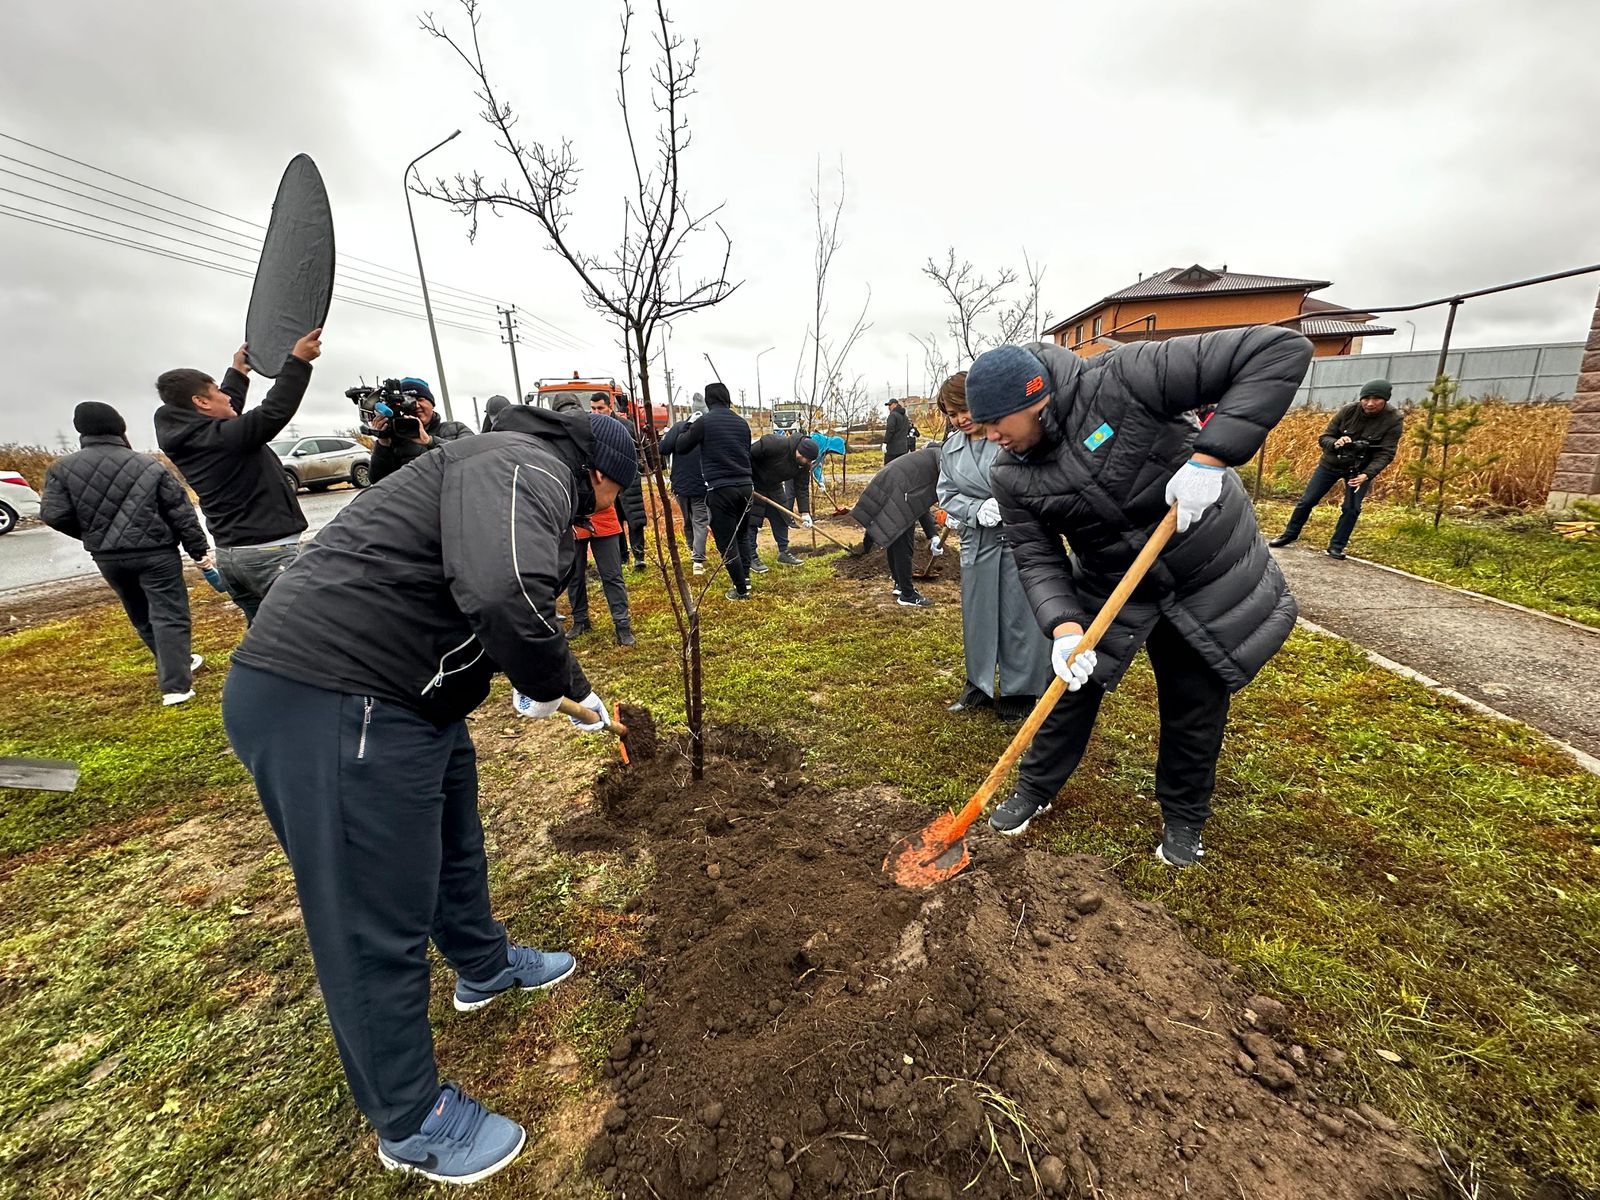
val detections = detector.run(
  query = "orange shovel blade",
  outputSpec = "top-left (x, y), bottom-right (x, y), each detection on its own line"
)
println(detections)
top-left (882, 811), bottom-right (973, 888)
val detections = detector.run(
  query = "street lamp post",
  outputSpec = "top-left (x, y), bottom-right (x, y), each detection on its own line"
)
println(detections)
top-left (1403, 319), bottom-right (1417, 353)
top-left (405, 130), bottom-right (461, 422)
top-left (755, 345), bottom-right (775, 425)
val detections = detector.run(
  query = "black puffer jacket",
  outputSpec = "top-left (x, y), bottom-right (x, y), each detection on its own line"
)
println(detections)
top-left (673, 395), bottom-right (752, 490)
top-left (40, 435), bottom-right (208, 562)
top-left (660, 418), bottom-right (705, 497)
top-left (750, 434), bottom-right (813, 514)
top-left (154, 355), bottom-right (312, 547)
top-left (232, 407), bottom-right (597, 727)
top-left (851, 445), bottom-right (941, 545)
top-left (370, 411), bottom-right (475, 482)
top-left (611, 416), bottom-right (648, 528)
top-left (990, 329), bottom-right (1312, 692)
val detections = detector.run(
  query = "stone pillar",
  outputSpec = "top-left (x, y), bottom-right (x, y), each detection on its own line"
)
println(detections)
top-left (1548, 286), bottom-right (1600, 510)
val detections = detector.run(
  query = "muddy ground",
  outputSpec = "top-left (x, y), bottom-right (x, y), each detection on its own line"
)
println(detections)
top-left (553, 730), bottom-right (1441, 1200)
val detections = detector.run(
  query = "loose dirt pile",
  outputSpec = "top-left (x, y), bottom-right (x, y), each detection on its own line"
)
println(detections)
top-left (554, 732), bottom-right (1439, 1199)
top-left (831, 544), bottom-right (958, 585)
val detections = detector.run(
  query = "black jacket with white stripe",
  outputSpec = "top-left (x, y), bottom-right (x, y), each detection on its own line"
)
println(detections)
top-left (231, 407), bottom-right (594, 727)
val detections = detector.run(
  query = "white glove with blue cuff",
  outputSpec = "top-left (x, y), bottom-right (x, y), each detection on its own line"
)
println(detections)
top-left (1164, 461), bottom-right (1226, 533)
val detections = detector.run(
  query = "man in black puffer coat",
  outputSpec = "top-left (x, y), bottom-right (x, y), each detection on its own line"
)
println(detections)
top-left (744, 433), bottom-right (818, 570)
top-left (671, 381), bottom-right (755, 599)
top-left (42, 402), bottom-right (212, 702)
top-left (969, 327), bottom-right (1313, 867)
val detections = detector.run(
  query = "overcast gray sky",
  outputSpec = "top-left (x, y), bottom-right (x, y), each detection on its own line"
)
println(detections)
top-left (3, 0), bottom-right (1598, 449)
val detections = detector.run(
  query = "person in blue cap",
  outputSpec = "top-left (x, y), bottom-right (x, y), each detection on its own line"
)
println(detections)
top-left (966, 327), bottom-right (1312, 867)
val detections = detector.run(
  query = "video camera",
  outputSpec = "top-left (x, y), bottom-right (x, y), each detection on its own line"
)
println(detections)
top-left (1330, 437), bottom-right (1373, 469)
top-left (346, 379), bottom-right (427, 440)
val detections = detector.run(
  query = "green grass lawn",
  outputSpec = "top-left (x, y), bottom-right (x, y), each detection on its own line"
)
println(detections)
top-left (2, 545), bottom-right (1598, 1198)
top-left (1252, 498), bottom-right (1600, 628)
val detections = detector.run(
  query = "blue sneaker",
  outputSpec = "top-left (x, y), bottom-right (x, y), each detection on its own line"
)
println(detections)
top-left (453, 943), bottom-right (576, 1013)
top-left (377, 1084), bottom-right (526, 1185)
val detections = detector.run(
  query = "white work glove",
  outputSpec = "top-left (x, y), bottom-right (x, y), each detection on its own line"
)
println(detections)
top-left (928, 535), bottom-right (944, 556)
top-left (943, 515), bottom-right (961, 532)
top-left (1164, 461), bottom-right (1226, 533)
top-left (801, 513), bottom-right (813, 529)
top-left (568, 691), bottom-right (611, 733)
top-left (512, 688), bottom-right (562, 720)
top-left (1051, 632), bottom-right (1098, 692)
top-left (976, 497), bottom-right (1002, 527)
top-left (879, 443), bottom-right (887, 453)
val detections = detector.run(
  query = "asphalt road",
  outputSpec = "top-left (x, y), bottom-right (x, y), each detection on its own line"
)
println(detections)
top-left (0, 488), bottom-right (361, 595)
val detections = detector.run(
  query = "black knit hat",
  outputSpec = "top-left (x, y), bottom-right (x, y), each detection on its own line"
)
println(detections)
top-left (587, 413), bottom-right (640, 488)
top-left (796, 436), bottom-right (820, 463)
top-left (704, 381), bottom-right (732, 407)
top-left (73, 401), bottom-right (126, 437)
top-left (1360, 379), bottom-right (1393, 401)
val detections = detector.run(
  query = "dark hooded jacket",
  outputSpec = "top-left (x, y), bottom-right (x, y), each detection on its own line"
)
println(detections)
top-left (40, 435), bottom-right (208, 562)
top-left (673, 386), bottom-right (752, 490)
top-left (231, 407), bottom-right (599, 727)
top-left (750, 434), bottom-right (813, 515)
top-left (883, 404), bottom-right (913, 460)
top-left (610, 415), bottom-right (648, 529)
top-left (660, 417), bottom-right (705, 497)
top-left (990, 328), bottom-right (1312, 692)
top-left (153, 355), bottom-right (312, 547)
top-left (370, 410), bottom-right (475, 482)
top-left (851, 445), bottom-right (941, 545)
top-left (1315, 402), bottom-right (1404, 476)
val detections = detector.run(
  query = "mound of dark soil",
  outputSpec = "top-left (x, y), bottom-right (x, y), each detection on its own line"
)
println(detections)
top-left (554, 733), bottom-right (1438, 1200)
top-left (831, 544), bottom-right (958, 585)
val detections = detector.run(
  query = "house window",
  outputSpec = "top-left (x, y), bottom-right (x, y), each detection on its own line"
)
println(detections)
top-left (1075, 324), bottom-right (1084, 344)
top-left (1092, 317), bottom-right (1102, 338)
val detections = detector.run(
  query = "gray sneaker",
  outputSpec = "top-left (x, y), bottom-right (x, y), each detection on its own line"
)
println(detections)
top-left (989, 791), bottom-right (1051, 836)
top-left (377, 1084), bottom-right (526, 1185)
top-left (749, 558), bottom-right (770, 574)
top-left (776, 551), bottom-right (804, 566)
top-left (1155, 822), bottom-right (1206, 868)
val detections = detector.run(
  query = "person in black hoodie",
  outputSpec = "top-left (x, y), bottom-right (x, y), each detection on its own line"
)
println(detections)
top-left (670, 381), bottom-right (755, 599)
top-left (660, 401), bottom-right (710, 575)
top-left (744, 433), bottom-right (819, 570)
top-left (369, 379), bottom-right (475, 483)
top-left (41, 402), bottom-right (211, 704)
top-left (602, 393), bottom-right (649, 569)
top-left (153, 328), bottom-right (321, 624)
top-left (221, 407), bottom-right (638, 1185)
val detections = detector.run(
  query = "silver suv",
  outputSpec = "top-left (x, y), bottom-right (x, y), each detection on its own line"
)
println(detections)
top-left (271, 436), bottom-right (372, 493)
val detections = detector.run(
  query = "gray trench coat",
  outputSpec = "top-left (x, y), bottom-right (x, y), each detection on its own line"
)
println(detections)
top-left (937, 431), bottom-right (1053, 700)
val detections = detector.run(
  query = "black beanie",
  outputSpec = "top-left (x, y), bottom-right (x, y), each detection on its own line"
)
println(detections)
top-left (587, 413), bottom-right (640, 488)
top-left (796, 436), bottom-right (820, 463)
top-left (704, 381), bottom-right (731, 407)
top-left (1360, 379), bottom-right (1393, 401)
top-left (73, 401), bottom-right (126, 437)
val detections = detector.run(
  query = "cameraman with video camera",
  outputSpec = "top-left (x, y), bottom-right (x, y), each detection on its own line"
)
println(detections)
top-left (366, 377), bottom-right (474, 483)
top-left (1270, 379), bottom-right (1403, 560)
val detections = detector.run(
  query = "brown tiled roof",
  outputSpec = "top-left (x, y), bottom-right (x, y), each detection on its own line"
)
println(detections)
top-left (1045, 264), bottom-right (1332, 335)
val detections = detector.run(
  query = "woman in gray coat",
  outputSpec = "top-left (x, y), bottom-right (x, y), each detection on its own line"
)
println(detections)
top-left (935, 373), bottom-right (1053, 723)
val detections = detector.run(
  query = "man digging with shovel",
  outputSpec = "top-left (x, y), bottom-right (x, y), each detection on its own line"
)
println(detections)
top-left (968, 328), bottom-right (1312, 867)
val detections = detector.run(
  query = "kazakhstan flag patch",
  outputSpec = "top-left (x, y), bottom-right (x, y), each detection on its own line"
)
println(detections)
top-left (1083, 422), bottom-right (1114, 451)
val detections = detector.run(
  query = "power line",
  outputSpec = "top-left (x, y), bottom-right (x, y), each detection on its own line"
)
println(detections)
top-left (0, 206), bottom-right (494, 336)
top-left (0, 130), bottom-right (587, 348)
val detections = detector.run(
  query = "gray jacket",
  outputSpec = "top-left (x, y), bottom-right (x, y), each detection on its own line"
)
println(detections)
top-left (990, 328), bottom-right (1312, 692)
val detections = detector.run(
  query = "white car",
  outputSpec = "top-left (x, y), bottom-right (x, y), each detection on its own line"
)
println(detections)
top-left (271, 436), bottom-right (372, 493)
top-left (0, 469), bottom-right (41, 535)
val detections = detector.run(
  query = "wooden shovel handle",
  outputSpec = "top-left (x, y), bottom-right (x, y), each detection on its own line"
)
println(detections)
top-left (751, 492), bottom-right (855, 552)
top-left (556, 697), bottom-right (629, 738)
top-left (945, 505), bottom-right (1180, 842)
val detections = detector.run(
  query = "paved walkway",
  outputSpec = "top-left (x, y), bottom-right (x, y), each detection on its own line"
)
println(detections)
top-left (1273, 544), bottom-right (1600, 764)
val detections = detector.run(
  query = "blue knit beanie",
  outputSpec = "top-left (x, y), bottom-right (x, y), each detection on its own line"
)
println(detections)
top-left (399, 377), bottom-right (435, 403)
top-left (587, 413), bottom-right (640, 488)
top-left (966, 345), bottom-right (1050, 423)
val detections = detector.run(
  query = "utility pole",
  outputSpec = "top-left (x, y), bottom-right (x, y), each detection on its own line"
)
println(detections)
top-left (905, 356), bottom-right (910, 401)
top-left (404, 129), bottom-right (461, 421)
top-left (664, 366), bottom-right (675, 423)
top-left (497, 306), bottom-right (524, 406)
